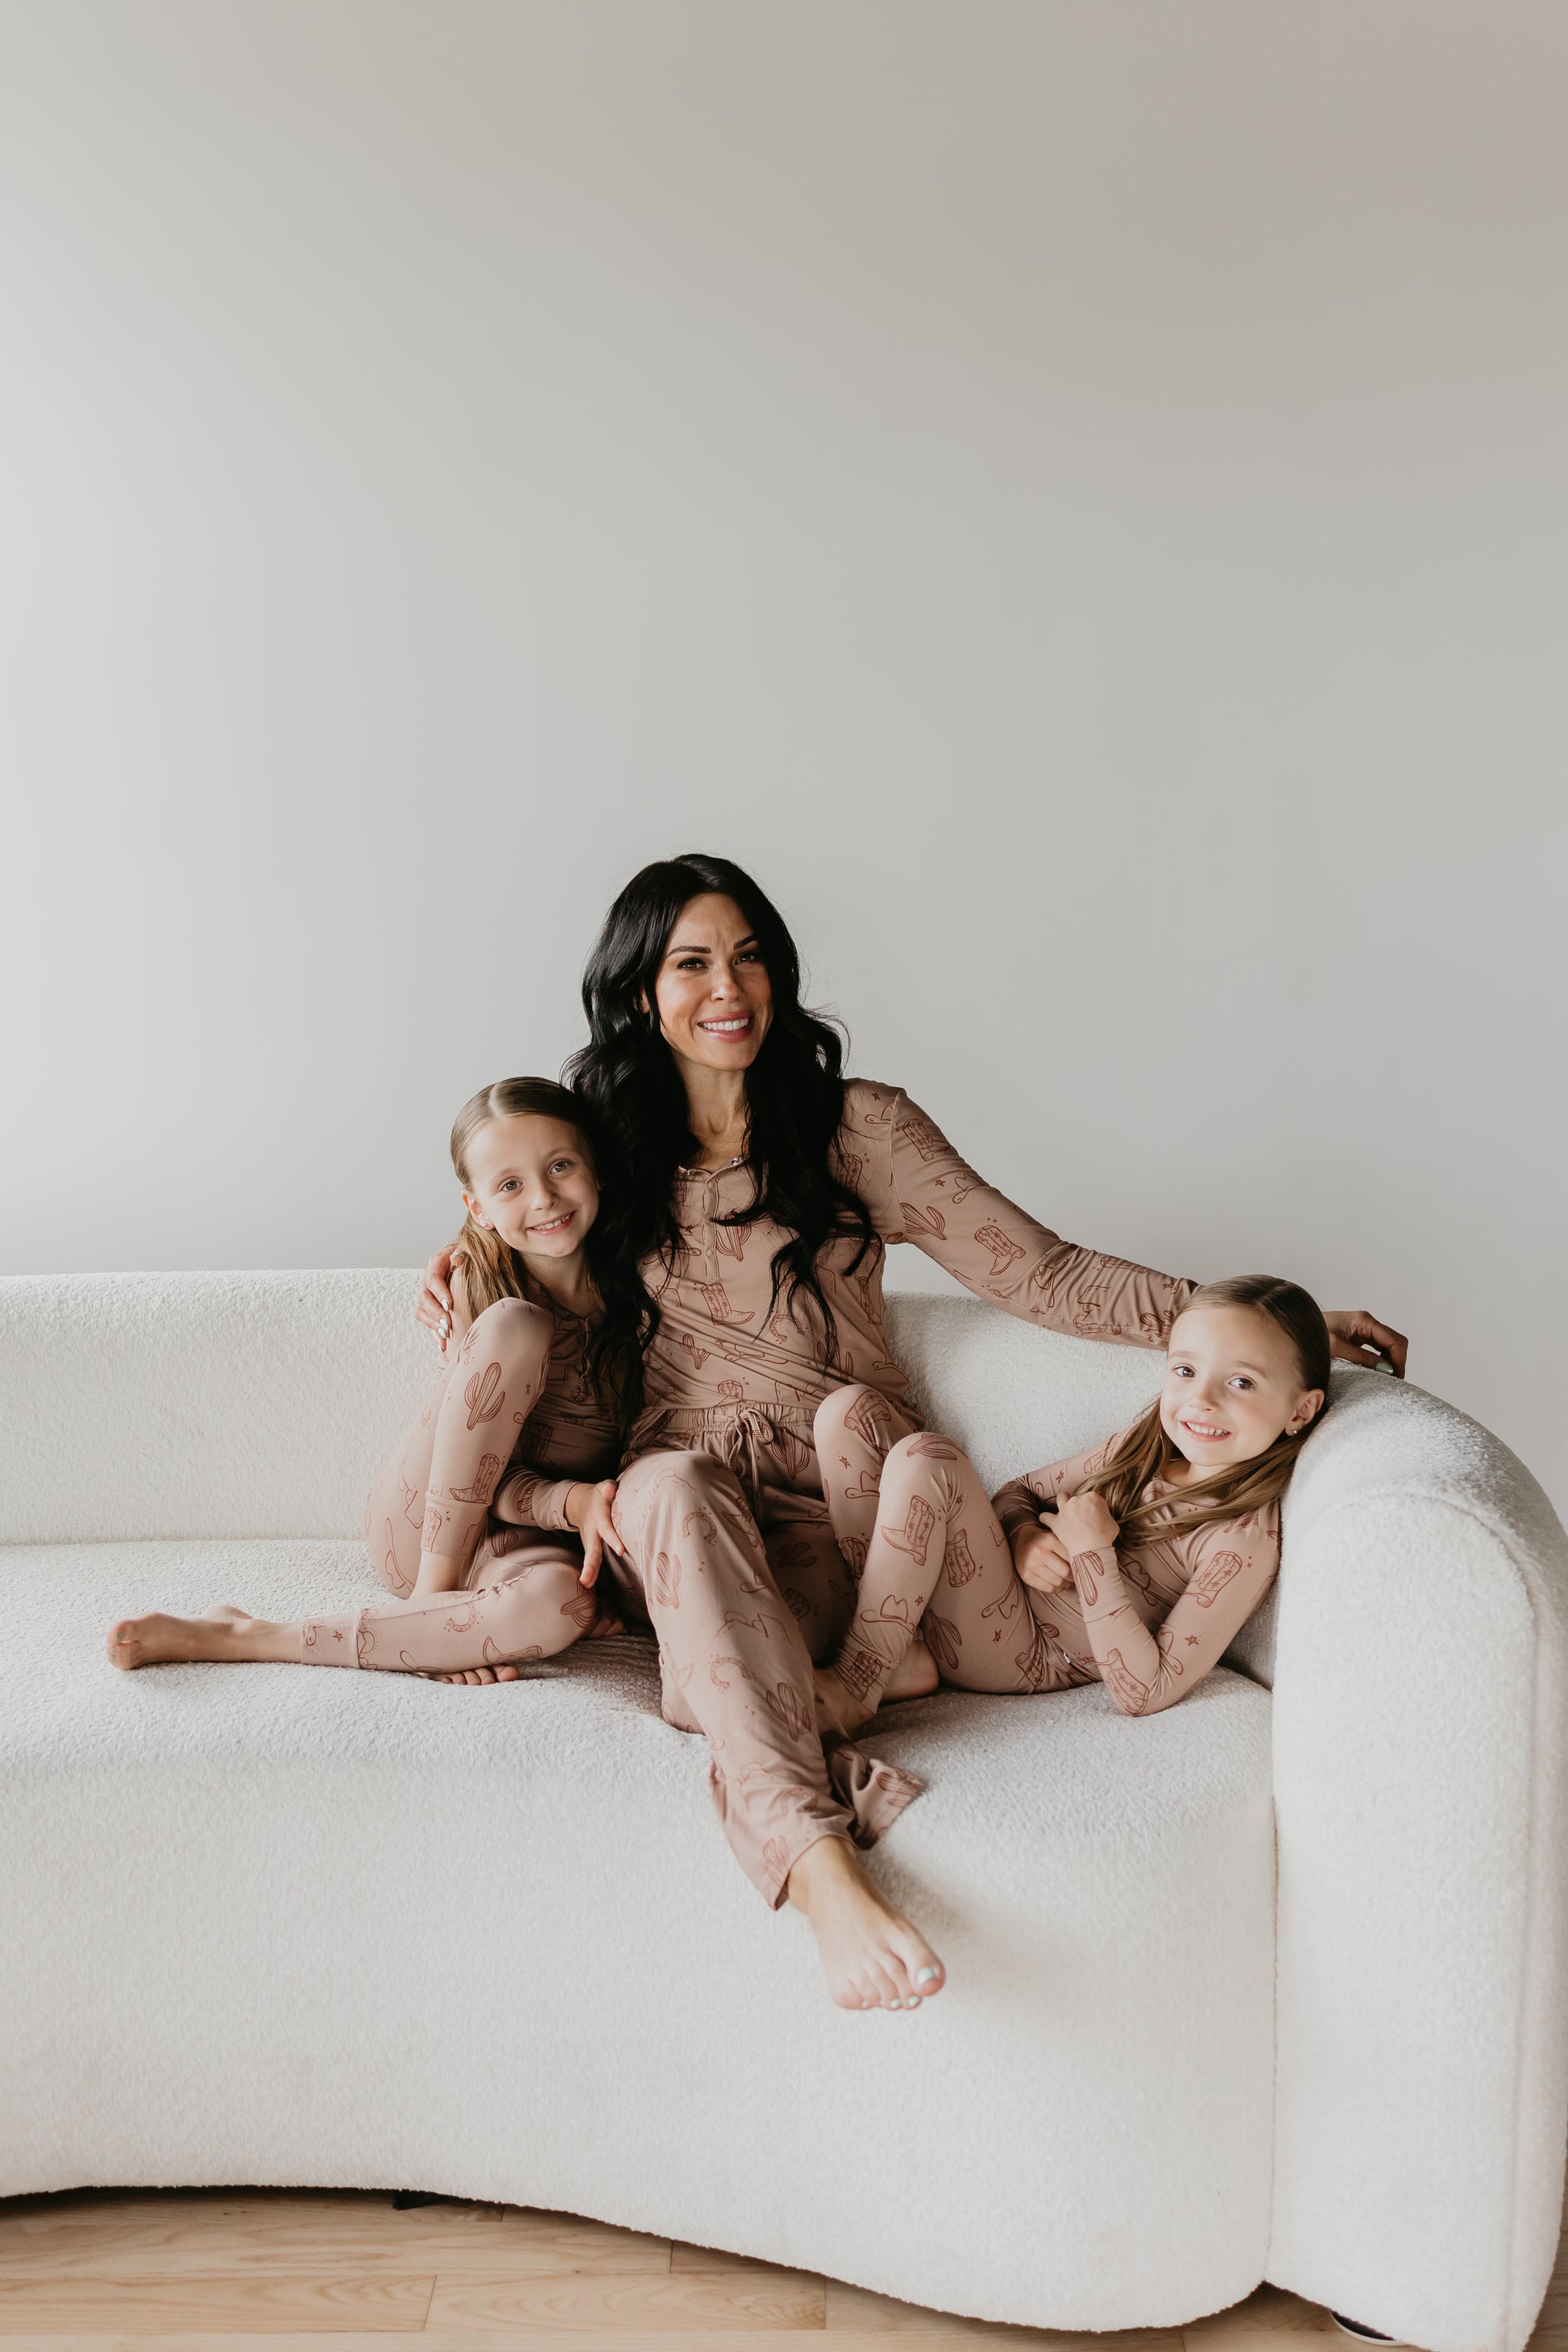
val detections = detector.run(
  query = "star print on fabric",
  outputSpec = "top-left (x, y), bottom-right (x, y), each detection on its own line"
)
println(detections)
top-left (1185, 1635), bottom-right (1200, 1646)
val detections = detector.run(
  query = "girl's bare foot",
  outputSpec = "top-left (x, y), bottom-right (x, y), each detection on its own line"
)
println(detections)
top-left (885, 1635), bottom-right (939, 1703)
top-left (814, 1636), bottom-right (937, 1738)
top-left (106, 1606), bottom-right (278, 1669)
top-left (813, 1662), bottom-right (874, 1737)
top-left (426, 1664), bottom-right (522, 1685)
top-left (786, 1834), bottom-right (945, 2010)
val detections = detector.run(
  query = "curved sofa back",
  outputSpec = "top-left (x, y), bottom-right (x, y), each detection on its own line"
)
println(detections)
top-left (1, 1269), bottom-right (1555, 1579)
top-left (0, 1271), bottom-right (1162, 1546)
top-left (0, 1269), bottom-right (431, 1545)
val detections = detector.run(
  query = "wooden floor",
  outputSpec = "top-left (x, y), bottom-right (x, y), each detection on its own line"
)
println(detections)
top-left (0, 2184), bottom-right (1562, 2350)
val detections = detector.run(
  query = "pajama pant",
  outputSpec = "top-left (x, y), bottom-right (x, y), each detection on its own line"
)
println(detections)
top-left (813, 1383), bottom-right (1080, 1703)
top-left (604, 1404), bottom-right (924, 1906)
top-left (302, 1298), bottom-right (598, 1675)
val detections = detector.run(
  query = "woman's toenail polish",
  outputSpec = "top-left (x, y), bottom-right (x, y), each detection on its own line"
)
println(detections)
top-left (917, 1966), bottom-right (939, 1983)
top-left (889, 1998), bottom-right (903, 2009)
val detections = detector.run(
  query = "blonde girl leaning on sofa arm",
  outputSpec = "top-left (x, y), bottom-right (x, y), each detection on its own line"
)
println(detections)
top-left (107, 1077), bottom-right (646, 1684)
top-left (811, 1276), bottom-right (1329, 1735)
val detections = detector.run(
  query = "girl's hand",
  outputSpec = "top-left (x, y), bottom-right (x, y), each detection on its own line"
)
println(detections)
top-left (1325, 1309), bottom-right (1408, 1377)
top-left (1013, 1518), bottom-right (1073, 1595)
top-left (417, 1245), bottom-right (461, 1348)
top-left (586, 1600), bottom-right (624, 1639)
top-left (566, 1479), bottom-right (620, 1588)
top-left (1055, 1491), bottom-right (1120, 1558)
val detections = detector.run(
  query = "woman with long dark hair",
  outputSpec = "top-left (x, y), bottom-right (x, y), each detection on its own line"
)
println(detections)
top-left (417, 856), bottom-right (1406, 2011)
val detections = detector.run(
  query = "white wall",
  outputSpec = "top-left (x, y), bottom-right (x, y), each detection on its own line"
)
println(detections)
top-left (2, 1), bottom-right (1563, 1509)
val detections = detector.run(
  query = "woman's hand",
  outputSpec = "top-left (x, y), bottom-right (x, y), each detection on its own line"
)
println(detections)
top-left (1325, 1310), bottom-right (1408, 1377)
top-left (1054, 1491), bottom-right (1120, 1558)
top-left (566, 1478), bottom-right (621, 1588)
top-left (417, 1245), bottom-right (462, 1349)
top-left (1012, 1517), bottom-right (1073, 1595)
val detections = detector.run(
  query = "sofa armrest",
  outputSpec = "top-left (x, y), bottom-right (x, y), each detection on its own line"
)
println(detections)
top-left (1267, 1372), bottom-right (1568, 2352)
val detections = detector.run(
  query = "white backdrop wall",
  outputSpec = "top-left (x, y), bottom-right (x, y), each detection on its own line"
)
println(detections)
top-left (2, 2), bottom-right (1564, 1510)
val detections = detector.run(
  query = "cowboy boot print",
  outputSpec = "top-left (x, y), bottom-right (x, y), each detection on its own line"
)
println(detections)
top-left (1189, 1549), bottom-right (1246, 1607)
top-left (945, 1526), bottom-right (982, 1586)
top-left (1103, 1647), bottom-right (1151, 1711)
top-left (896, 1111), bottom-right (948, 1164)
top-left (448, 1453), bottom-right (504, 1505)
top-left (974, 1223), bottom-right (1025, 1280)
top-left (882, 1494), bottom-right (936, 1568)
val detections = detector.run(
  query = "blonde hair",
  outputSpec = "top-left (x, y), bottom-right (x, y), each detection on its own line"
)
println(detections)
top-left (446, 1077), bottom-right (649, 1419)
top-left (449, 1076), bottom-right (587, 1317)
top-left (1076, 1275), bottom-right (1331, 1543)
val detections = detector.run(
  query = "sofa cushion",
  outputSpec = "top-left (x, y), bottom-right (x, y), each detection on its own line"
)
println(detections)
top-left (2, 1533), bottom-right (1276, 2330)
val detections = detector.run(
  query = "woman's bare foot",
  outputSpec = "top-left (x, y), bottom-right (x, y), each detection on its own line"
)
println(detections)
top-left (786, 1834), bottom-right (945, 2010)
top-left (106, 1605), bottom-right (292, 1669)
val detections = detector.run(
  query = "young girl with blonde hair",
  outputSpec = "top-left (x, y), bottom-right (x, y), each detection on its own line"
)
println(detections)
top-left (812, 1275), bottom-right (1330, 1733)
top-left (109, 1078), bottom-right (646, 1682)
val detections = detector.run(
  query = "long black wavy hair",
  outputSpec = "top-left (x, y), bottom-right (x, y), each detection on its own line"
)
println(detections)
top-left (563, 854), bottom-right (877, 1359)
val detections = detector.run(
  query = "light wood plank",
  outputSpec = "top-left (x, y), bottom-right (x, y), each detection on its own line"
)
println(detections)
top-left (425, 2265), bottom-right (828, 2331)
top-left (1183, 2286), bottom-right (1338, 2350)
top-left (828, 2278), bottom-right (1179, 2344)
top-left (673, 2245), bottom-right (819, 2281)
top-left (0, 2270), bottom-right (434, 2332)
top-left (0, 2193), bottom-right (668, 2279)
top-left (0, 2334), bottom-right (1036, 2352)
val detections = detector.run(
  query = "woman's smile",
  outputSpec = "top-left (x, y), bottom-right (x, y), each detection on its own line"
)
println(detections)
top-left (648, 893), bottom-right (774, 1080)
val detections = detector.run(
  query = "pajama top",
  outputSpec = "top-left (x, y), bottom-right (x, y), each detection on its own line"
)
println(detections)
top-left (993, 1430), bottom-right (1282, 1715)
top-left (487, 1303), bottom-right (622, 1532)
top-left (630, 1078), bottom-right (1193, 1474)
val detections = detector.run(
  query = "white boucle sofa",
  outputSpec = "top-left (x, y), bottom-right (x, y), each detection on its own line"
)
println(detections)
top-left (3, 1271), bottom-right (1566, 2351)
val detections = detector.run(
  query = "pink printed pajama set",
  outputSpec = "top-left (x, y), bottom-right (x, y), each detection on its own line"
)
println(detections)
top-left (309, 1082), bottom-right (1194, 1906)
